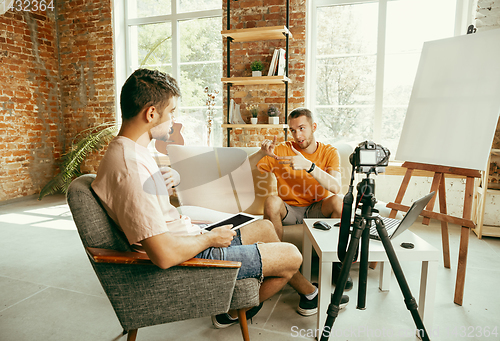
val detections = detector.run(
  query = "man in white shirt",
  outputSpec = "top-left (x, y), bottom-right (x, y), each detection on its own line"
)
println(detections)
top-left (92, 69), bottom-right (322, 327)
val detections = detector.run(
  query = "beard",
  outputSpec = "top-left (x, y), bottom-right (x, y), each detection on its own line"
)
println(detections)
top-left (150, 120), bottom-right (171, 142)
top-left (296, 136), bottom-right (314, 149)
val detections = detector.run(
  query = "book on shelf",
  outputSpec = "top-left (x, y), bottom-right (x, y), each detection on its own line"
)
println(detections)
top-left (276, 48), bottom-right (286, 76)
top-left (267, 48), bottom-right (286, 76)
top-left (267, 48), bottom-right (279, 76)
top-left (229, 99), bottom-right (245, 124)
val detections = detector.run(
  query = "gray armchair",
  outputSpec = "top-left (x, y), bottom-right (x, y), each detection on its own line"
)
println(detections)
top-left (66, 174), bottom-right (260, 341)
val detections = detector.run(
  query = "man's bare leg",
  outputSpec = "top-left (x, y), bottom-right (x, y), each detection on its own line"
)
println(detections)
top-left (320, 194), bottom-right (343, 218)
top-left (263, 195), bottom-right (288, 240)
top-left (239, 220), bottom-right (316, 298)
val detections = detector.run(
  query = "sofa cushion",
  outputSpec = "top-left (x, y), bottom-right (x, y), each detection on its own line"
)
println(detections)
top-left (167, 145), bottom-right (277, 216)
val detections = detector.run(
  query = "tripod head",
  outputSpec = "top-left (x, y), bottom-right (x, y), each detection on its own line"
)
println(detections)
top-left (356, 175), bottom-right (377, 218)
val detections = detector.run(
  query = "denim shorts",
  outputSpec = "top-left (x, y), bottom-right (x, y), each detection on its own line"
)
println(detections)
top-left (282, 199), bottom-right (326, 225)
top-left (195, 229), bottom-right (263, 281)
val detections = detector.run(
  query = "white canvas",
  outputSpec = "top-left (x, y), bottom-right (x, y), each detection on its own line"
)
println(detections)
top-left (396, 28), bottom-right (500, 171)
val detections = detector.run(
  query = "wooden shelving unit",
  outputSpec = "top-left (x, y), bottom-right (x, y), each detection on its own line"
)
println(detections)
top-left (223, 0), bottom-right (291, 147)
top-left (472, 148), bottom-right (500, 238)
top-left (221, 76), bottom-right (291, 86)
top-left (222, 124), bottom-right (288, 129)
top-left (221, 25), bottom-right (292, 42)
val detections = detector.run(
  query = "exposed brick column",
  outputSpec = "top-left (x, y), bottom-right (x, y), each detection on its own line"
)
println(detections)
top-left (57, 0), bottom-right (115, 173)
top-left (0, 9), bottom-right (61, 200)
top-left (0, 0), bottom-right (115, 202)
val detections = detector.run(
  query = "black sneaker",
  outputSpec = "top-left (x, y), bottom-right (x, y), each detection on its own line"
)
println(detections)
top-left (211, 302), bottom-right (263, 329)
top-left (338, 294), bottom-right (349, 309)
top-left (332, 262), bottom-right (353, 291)
top-left (246, 302), bottom-right (263, 321)
top-left (297, 283), bottom-right (349, 316)
top-left (211, 313), bottom-right (238, 329)
top-left (297, 289), bottom-right (318, 316)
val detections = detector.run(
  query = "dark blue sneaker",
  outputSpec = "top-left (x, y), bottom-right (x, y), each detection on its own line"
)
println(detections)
top-left (211, 302), bottom-right (263, 329)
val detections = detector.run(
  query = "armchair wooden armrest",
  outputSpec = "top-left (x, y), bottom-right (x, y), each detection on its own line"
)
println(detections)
top-left (86, 247), bottom-right (241, 268)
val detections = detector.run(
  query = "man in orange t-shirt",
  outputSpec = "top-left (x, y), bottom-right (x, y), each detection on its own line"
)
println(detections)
top-left (250, 108), bottom-right (352, 296)
top-left (250, 107), bottom-right (343, 240)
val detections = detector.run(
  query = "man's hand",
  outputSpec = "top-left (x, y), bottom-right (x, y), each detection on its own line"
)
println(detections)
top-left (260, 135), bottom-right (279, 160)
top-left (278, 145), bottom-right (313, 171)
top-left (160, 167), bottom-right (180, 195)
top-left (206, 224), bottom-right (236, 248)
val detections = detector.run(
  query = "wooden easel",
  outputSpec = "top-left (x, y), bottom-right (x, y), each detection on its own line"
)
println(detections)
top-left (386, 161), bottom-right (481, 306)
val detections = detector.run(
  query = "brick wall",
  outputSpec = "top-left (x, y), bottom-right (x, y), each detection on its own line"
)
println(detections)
top-left (222, 0), bottom-right (306, 147)
top-left (0, 0), bottom-right (115, 202)
top-left (0, 8), bottom-right (61, 201)
top-left (57, 0), bottom-right (115, 173)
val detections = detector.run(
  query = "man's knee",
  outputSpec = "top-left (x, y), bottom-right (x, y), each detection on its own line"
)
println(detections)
top-left (258, 242), bottom-right (302, 278)
top-left (323, 194), bottom-right (343, 217)
top-left (264, 195), bottom-right (284, 215)
top-left (274, 243), bottom-right (302, 277)
top-left (282, 243), bottom-right (302, 270)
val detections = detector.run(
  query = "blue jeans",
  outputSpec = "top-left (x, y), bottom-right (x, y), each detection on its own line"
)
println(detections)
top-left (195, 229), bottom-right (263, 280)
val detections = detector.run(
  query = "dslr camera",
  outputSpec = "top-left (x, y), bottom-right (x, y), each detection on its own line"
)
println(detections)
top-left (350, 141), bottom-right (390, 174)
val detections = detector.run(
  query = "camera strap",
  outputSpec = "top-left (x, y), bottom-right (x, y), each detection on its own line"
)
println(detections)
top-left (337, 167), bottom-right (355, 262)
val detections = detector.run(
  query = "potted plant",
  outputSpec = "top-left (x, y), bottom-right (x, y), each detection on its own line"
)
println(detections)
top-left (267, 105), bottom-right (280, 124)
top-left (250, 60), bottom-right (264, 77)
top-left (248, 104), bottom-right (259, 124)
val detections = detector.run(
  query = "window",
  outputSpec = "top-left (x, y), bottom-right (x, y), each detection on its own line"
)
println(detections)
top-left (116, 0), bottom-right (223, 146)
top-left (307, 0), bottom-right (473, 157)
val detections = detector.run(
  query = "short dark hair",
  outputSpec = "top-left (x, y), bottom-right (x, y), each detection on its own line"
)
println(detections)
top-left (120, 69), bottom-right (181, 120)
top-left (288, 107), bottom-right (314, 124)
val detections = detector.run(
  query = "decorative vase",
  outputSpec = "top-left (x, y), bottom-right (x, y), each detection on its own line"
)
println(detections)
top-left (268, 116), bottom-right (279, 124)
top-left (250, 117), bottom-right (258, 124)
top-left (252, 71), bottom-right (262, 77)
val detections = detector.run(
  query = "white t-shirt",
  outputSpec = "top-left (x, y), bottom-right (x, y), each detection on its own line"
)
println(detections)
top-left (92, 136), bottom-right (201, 245)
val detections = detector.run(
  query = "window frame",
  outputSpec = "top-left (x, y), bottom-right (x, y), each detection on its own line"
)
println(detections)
top-left (306, 0), bottom-right (474, 146)
top-left (113, 0), bottom-right (223, 122)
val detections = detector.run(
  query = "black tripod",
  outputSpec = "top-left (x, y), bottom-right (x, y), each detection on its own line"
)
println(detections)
top-left (320, 174), bottom-right (430, 341)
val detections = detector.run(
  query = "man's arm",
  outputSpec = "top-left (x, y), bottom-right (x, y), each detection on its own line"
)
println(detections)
top-left (309, 166), bottom-right (342, 195)
top-left (141, 225), bottom-right (235, 269)
top-left (248, 136), bottom-right (279, 170)
top-left (279, 145), bottom-right (342, 194)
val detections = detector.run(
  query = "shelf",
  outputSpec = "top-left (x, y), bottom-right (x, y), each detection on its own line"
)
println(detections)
top-left (221, 26), bottom-right (292, 42)
top-left (221, 76), bottom-right (291, 85)
top-left (473, 224), bottom-right (500, 238)
top-left (222, 124), bottom-right (288, 129)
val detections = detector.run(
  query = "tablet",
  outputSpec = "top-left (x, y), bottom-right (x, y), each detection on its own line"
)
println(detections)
top-left (202, 213), bottom-right (257, 232)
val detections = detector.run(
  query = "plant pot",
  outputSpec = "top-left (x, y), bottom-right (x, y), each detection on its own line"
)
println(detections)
top-left (268, 116), bottom-right (279, 125)
top-left (252, 71), bottom-right (262, 77)
top-left (250, 117), bottom-right (258, 124)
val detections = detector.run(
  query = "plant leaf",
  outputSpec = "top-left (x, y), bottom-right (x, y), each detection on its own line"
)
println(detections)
top-left (38, 123), bottom-right (119, 200)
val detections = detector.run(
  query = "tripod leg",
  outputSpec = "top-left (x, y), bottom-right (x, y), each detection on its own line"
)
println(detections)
top-left (320, 221), bottom-right (364, 341)
top-left (357, 227), bottom-right (370, 309)
top-left (374, 218), bottom-right (431, 341)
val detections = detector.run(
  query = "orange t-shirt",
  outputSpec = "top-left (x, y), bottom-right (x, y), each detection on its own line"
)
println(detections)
top-left (257, 141), bottom-right (340, 207)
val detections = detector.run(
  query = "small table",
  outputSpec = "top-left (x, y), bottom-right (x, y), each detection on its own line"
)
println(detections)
top-left (302, 218), bottom-right (439, 333)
